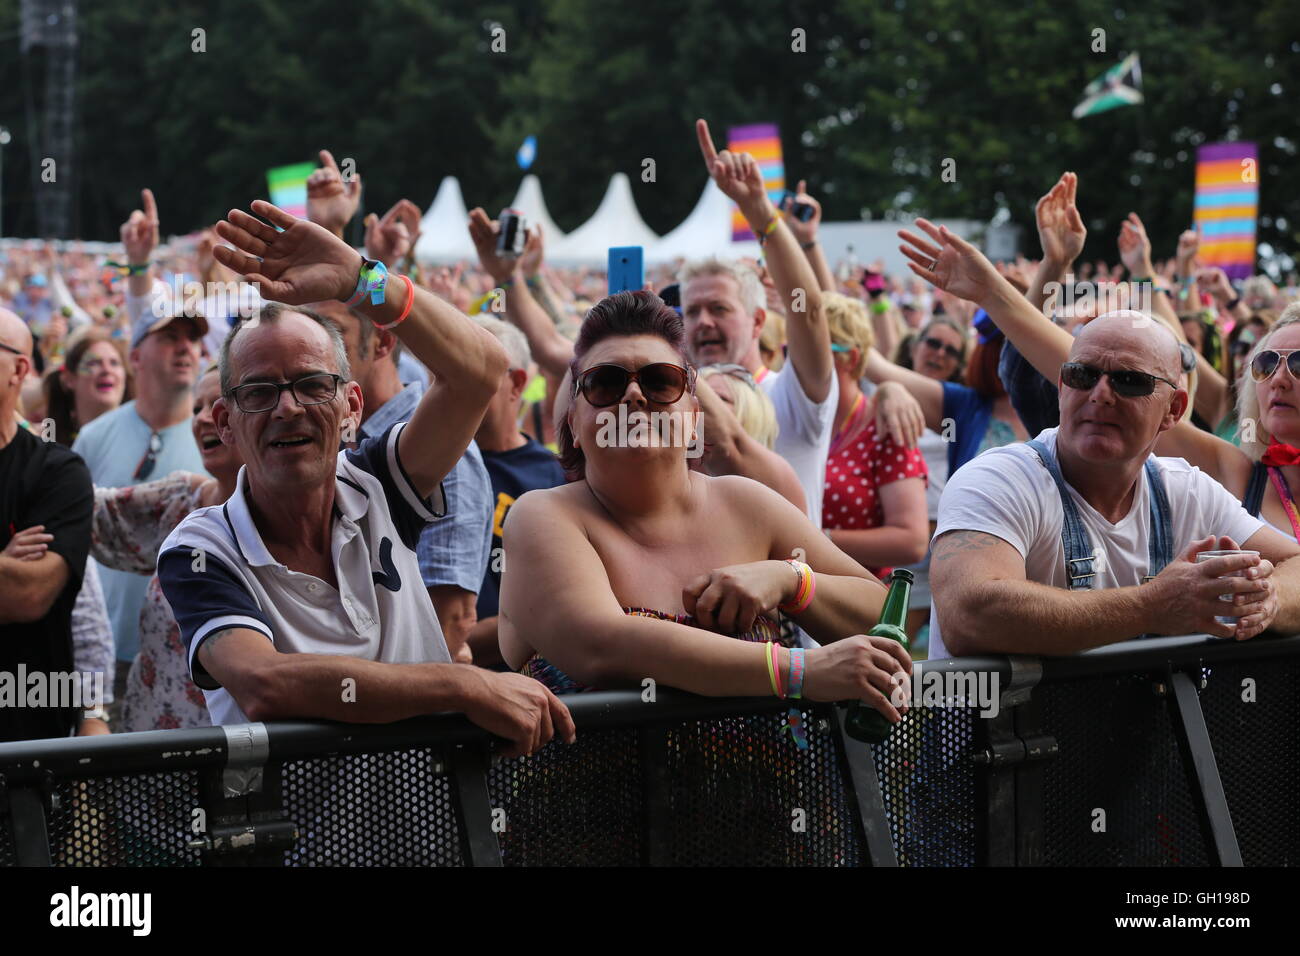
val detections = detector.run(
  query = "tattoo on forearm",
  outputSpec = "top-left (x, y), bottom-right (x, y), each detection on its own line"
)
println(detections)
top-left (930, 530), bottom-right (1000, 570)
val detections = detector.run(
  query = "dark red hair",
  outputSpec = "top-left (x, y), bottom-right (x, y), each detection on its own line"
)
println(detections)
top-left (964, 339), bottom-right (1006, 401)
top-left (559, 291), bottom-right (692, 480)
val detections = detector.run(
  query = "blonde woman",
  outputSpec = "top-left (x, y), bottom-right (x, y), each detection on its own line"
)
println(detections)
top-left (700, 363), bottom-right (778, 449)
top-left (818, 293), bottom-right (929, 578)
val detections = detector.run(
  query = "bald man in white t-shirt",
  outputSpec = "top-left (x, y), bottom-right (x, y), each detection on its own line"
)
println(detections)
top-left (929, 313), bottom-right (1300, 658)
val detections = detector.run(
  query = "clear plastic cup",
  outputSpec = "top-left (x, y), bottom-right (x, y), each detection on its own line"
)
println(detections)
top-left (1196, 550), bottom-right (1260, 627)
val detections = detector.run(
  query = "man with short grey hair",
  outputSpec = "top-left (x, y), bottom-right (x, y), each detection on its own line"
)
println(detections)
top-left (679, 121), bottom-right (837, 525)
top-left (158, 200), bottom-right (572, 756)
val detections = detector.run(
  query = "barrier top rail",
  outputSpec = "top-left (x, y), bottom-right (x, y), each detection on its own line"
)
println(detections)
top-left (1, 632), bottom-right (1296, 778)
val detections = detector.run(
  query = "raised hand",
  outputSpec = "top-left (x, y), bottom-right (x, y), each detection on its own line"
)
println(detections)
top-left (518, 223), bottom-right (545, 278)
top-left (785, 179), bottom-right (822, 245)
top-left (120, 188), bottom-right (159, 266)
top-left (1196, 266), bottom-right (1235, 304)
top-left (897, 218), bottom-right (1001, 305)
top-left (1117, 212), bottom-right (1154, 277)
top-left (427, 262), bottom-right (465, 304)
top-left (1175, 228), bottom-right (1200, 274)
top-left (696, 119), bottom-right (773, 224)
top-left (364, 198), bottom-right (423, 268)
top-left (1035, 172), bottom-right (1086, 268)
top-left (306, 149), bottom-right (363, 238)
top-left (213, 200), bottom-right (361, 305)
top-left (467, 207), bottom-right (518, 285)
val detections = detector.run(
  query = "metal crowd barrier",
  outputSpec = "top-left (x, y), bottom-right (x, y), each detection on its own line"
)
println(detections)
top-left (1, 633), bottom-right (1296, 866)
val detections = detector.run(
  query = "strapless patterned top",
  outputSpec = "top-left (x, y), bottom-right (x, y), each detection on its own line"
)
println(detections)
top-left (522, 606), bottom-right (793, 695)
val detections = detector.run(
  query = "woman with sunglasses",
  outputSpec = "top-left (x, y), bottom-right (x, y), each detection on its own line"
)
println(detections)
top-left (498, 291), bottom-right (911, 719)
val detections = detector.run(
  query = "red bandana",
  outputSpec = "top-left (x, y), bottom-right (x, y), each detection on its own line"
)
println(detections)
top-left (1261, 440), bottom-right (1300, 467)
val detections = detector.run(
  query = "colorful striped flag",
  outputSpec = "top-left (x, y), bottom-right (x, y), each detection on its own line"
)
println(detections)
top-left (728, 124), bottom-right (785, 241)
top-left (1194, 142), bottom-right (1258, 281)
top-left (266, 162), bottom-right (316, 220)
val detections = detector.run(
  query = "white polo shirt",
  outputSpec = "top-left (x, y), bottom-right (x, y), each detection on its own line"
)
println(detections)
top-left (158, 421), bottom-right (452, 725)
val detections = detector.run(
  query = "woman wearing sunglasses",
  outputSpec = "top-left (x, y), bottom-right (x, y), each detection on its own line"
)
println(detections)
top-left (498, 291), bottom-right (911, 719)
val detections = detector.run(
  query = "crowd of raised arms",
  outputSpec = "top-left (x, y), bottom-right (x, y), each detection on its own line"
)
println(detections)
top-left (4, 122), bottom-right (1300, 755)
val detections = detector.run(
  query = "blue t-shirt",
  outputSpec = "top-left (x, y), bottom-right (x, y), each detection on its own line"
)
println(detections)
top-left (999, 337), bottom-right (1059, 437)
top-left (72, 401), bottom-right (209, 661)
top-left (477, 437), bottom-right (566, 619)
top-left (940, 381), bottom-right (995, 477)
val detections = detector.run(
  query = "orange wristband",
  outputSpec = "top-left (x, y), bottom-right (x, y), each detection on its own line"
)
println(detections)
top-left (373, 274), bottom-right (415, 331)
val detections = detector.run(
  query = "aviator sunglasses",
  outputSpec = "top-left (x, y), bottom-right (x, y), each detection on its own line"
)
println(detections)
top-left (1060, 362), bottom-right (1178, 398)
top-left (1249, 348), bottom-right (1300, 383)
top-left (573, 363), bottom-right (694, 407)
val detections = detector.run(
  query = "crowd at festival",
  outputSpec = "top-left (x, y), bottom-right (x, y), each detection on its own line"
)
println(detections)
top-left (4, 119), bottom-right (1300, 755)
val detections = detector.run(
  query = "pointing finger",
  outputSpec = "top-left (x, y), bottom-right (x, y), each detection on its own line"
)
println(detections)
top-left (695, 119), bottom-right (719, 170)
top-left (318, 149), bottom-right (340, 175)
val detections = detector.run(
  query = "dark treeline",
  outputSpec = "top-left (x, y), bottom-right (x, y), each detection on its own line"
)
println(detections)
top-left (0, 0), bottom-right (1296, 267)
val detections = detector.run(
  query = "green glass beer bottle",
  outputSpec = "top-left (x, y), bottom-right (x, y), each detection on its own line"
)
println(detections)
top-left (843, 568), bottom-right (913, 743)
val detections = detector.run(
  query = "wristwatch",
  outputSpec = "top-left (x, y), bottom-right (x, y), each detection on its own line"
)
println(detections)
top-left (345, 256), bottom-right (390, 307)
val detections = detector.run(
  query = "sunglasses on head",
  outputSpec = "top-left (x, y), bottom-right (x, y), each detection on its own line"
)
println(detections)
top-left (1250, 348), bottom-right (1300, 383)
top-left (133, 431), bottom-right (164, 481)
top-left (1060, 362), bottom-right (1178, 398)
top-left (574, 363), bottom-right (694, 408)
top-left (922, 336), bottom-right (963, 360)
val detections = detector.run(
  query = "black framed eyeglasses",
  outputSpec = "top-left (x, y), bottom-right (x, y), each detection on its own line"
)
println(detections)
top-left (1060, 362), bottom-right (1178, 398)
top-left (0, 342), bottom-right (24, 357)
top-left (922, 336), bottom-right (963, 360)
top-left (226, 373), bottom-right (344, 414)
top-left (573, 363), bottom-right (694, 408)
top-left (133, 431), bottom-right (164, 481)
top-left (1249, 348), bottom-right (1300, 383)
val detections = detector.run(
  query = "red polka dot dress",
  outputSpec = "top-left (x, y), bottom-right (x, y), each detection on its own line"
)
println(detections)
top-left (822, 394), bottom-right (928, 578)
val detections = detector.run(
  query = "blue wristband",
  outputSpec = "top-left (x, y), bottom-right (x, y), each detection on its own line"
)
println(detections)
top-left (346, 258), bottom-right (389, 307)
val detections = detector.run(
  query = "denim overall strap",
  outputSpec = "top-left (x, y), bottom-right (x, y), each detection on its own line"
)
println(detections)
top-left (1026, 438), bottom-right (1096, 590)
top-left (1142, 457), bottom-right (1174, 581)
top-left (1243, 461), bottom-right (1268, 518)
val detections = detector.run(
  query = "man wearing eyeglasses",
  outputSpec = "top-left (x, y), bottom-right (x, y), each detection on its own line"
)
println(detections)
top-left (0, 308), bottom-right (94, 742)
top-left (70, 304), bottom-right (209, 698)
top-left (924, 307), bottom-right (1300, 658)
top-left (156, 200), bottom-right (572, 757)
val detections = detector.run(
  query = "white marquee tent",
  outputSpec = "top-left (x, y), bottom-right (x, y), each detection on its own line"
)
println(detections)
top-left (508, 174), bottom-right (566, 243)
top-left (549, 173), bottom-right (659, 266)
top-left (413, 176), bottom-right (476, 264)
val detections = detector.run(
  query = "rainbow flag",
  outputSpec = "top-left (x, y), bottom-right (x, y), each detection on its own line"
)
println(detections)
top-left (266, 162), bottom-right (316, 220)
top-left (1194, 142), bottom-right (1258, 281)
top-left (728, 124), bottom-right (785, 241)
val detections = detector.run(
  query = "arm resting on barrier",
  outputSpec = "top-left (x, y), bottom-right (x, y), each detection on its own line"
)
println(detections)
top-left (932, 529), bottom-right (1291, 655)
top-left (498, 478), bottom-right (890, 693)
top-left (195, 626), bottom-right (574, 756)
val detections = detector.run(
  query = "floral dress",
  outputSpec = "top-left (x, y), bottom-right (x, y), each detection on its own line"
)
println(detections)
top-left (91, 472), bottom-right (212, 732)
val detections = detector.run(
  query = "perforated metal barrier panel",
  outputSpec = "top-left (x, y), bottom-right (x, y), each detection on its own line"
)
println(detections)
top-left (1200, 658), bottom-right (1300, 866)
top-left (2, 644), bottom-right (1297, 867)
top-left (873, 705), bottom-right (978, 867)
top-left (1038, 674), bottom-right (1209, 866)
